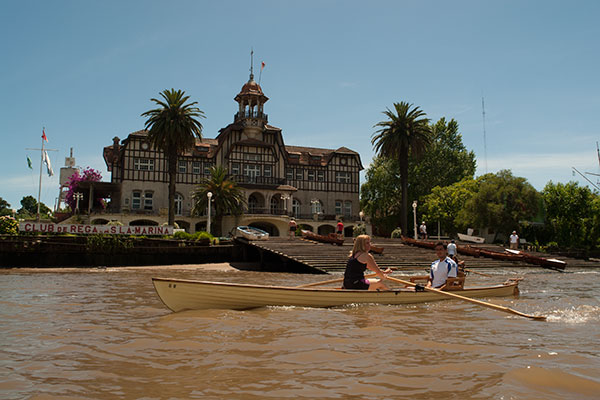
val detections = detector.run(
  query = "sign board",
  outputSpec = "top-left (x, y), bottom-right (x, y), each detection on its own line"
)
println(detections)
top-left (19, 222), bottom-right (174, 236)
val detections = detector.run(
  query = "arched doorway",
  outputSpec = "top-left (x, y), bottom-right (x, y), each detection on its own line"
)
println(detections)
top-left (195, 221), bottom-right (206, 233)
top-left (248, 192), bottom-right (265, 214)
top-left (344, 226), bottom-right (354, 237)
top-left (249, 222), bottom-right (279, 237)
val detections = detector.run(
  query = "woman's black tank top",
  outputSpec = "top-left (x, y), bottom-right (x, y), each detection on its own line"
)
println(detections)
top-left (344, 254), bottom-right (367, 285)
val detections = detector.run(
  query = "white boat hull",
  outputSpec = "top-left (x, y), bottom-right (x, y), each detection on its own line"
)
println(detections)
top-left (152, 278), bottom-right (519, 312)
top-left (236, 226), bottom-right (269, 241)
top-left (458, 233), bottom-right (485, 244)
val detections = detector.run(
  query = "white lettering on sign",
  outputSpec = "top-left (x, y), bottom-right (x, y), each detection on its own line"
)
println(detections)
top-left (18, 223), bottom-right (174, 235)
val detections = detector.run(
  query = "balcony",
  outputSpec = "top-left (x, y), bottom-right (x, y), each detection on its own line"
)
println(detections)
top-left (234, 111), bottom-right (268, 122)
top-left (232, 175), bottom-right (286, 187)
top-left (246, 207), bottom-right (289, 216)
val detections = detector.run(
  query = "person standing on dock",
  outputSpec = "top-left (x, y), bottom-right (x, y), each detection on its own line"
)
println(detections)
top-left (336, 220), bottom-right (344, 240)
top-left (447, 239), bottom-right (457, 257)
top-left (427, 242), bottom-right (459, 290)
top-left (419, 221), bottom-right (428, 240)
top-left (288, 218), bottom-right (297, 240)
top-left (509, 231), bottom-right (519, 250)
top-left (343, 235), bottom-right (391, 291)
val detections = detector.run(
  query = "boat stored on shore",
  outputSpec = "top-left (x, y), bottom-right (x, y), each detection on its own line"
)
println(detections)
top-left (301, 230), bottom-right (344, 246)
top-left (236, 226), bottom-right (269, 241)
top-left (152, 277), bottom-right (519, 312)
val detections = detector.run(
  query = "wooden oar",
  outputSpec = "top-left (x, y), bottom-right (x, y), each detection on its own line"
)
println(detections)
top-left (464, 268), bottom-right (492, 277)
top-left (385, 276), bottom-right (546, 321)
top-left (295, 273), bottom-right (377, 288)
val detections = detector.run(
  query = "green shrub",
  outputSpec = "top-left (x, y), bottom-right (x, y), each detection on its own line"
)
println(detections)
top-left (193, 231), bottom-right (213, 241)
top-left (391, 227), bottom-right (402, 238)
top-left (173, 231), bottom-right (193, 240)
top-left (86, 234), bottom-right (133, 252)
top-left (0, 216), bottom-right (18, 235)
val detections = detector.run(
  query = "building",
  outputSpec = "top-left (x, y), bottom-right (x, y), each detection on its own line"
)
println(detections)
top-left (95, 70), bottom-right (365, 237)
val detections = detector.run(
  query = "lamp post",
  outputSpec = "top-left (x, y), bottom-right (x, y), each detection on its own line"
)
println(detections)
top-left (359, 211), bottom-right (364, 223)
top-left (74, 192), bottom-right (83, 214)
top-left (207, 192), bottom-right (213, 234)
top-left (281, 194), bottom-right (290, 215)
top-left (412, 200), bottom-right (418, 240)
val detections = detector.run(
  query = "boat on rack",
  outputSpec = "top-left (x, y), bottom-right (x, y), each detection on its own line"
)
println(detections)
top-left (152, 277), bottom-right (519, 312)
top-left (236, 226), bottom-right (269, 241)
top-left (457, 233), bottom-right (486, 244)
top-left (301, 230), bottom-right (344, 246)
top-left (506, 249), bottom-right (566, 271)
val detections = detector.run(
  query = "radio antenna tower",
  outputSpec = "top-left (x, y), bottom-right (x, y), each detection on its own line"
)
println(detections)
top-left (481, 96), bottom-right (488, 173)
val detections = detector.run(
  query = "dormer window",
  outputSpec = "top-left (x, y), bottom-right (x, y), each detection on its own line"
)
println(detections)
top-left (311, 155), bottom-right (321, 161)
top-left (198, 147), bottom-right (209, 152)
top-left (288, 153), bottom-right (300, 160)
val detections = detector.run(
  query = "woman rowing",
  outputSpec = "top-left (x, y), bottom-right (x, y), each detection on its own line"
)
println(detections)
top-left (343, 235), bottom-right (392, 291)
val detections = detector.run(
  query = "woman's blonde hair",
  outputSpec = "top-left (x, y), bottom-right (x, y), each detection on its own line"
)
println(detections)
top-left (350, 234), bottom-right (370, 257)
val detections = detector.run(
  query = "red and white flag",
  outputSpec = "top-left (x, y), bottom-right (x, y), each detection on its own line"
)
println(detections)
top-left (42, 128), bottom-right (48, 142)
top-left (261, 61), bottom-right (266, 70)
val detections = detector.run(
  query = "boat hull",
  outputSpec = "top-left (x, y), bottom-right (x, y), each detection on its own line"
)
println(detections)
top-left (152, 278), bottom-right (519, 312)
top-left (457, 233), bottom-right (486, 243)
top-left (236, 226), bottom-right (269, 241)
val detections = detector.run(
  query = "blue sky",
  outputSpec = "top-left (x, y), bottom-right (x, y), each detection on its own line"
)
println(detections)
top-left (1, 0), bottom-right (599, 210)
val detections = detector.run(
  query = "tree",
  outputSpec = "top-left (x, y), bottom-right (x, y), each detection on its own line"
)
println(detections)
top-left (407, 118), bottom-right (476, 204)
top-left (359, 156), bottom-right (402, 236)
top-left (459, 170), bottom-right (540, 242)
top-left (421, 178), bottom-right (478, 236)
top-left (142, 89), bottom-right (205, 226)
top-left (0, 197), bottom-right (11, 216)
top-left (372, 102), bottom-right (432, 235)
top-left (542, 181), bottom-right (599, 249)
top-left (191, 166), bottom-right (246, 236)
top-left (18, 195), bottom-right (52, 218)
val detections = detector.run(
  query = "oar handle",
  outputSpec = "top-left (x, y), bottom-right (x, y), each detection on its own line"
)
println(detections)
top-left (385, 276), bottom-right (546, 321)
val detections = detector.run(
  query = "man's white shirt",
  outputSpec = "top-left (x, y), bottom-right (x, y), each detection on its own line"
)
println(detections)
top-left (447, 243), bottom-right (457, 256)
top-left (430, 257), bottom-right (458, 288)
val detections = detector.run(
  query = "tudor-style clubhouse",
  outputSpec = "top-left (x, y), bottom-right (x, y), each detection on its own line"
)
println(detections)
top-left (74, 71), bottom-right (365, 237)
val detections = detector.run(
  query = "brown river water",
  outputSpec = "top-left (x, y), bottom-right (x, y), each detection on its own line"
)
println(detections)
top-left (1, 265), bottom-right (599, 400)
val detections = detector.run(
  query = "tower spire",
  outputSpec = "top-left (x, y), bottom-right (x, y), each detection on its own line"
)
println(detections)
top-left (249, 48), bottom-right (254, 81)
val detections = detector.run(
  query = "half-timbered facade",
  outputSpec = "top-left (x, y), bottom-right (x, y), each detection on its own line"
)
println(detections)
top-left (100, 72), bottom-right (364, 236)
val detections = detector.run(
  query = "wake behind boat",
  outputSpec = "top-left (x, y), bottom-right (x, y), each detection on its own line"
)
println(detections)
top-left (152, 277), bottom-right (519, 312)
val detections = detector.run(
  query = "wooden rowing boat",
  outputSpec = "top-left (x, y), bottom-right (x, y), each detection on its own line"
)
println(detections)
top-left (152, 277), bottom-right (519, 312)
top-left (370, 245), bottom-right (384, 254)
top-left (457, 233), bottom-right (486, 243)
top-left (301, 230), bottom-right (344, 246)
top-left (236, 226), bottom-right (269, 241)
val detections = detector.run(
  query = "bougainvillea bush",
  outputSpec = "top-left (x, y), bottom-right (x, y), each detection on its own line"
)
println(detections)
top-left (65, 167), bottom-right (104, 211)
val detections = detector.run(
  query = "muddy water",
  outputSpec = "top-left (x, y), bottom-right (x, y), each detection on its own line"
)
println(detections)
top-left (1, 267), bottom-right (599, 399)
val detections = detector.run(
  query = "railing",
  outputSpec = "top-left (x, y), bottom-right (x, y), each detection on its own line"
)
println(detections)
top-left (231, 175), bottom-right (286, 186)
top-left (234, 111), bottom-right (268, 122)
top-left (246, 207), bottom-right (289, 216)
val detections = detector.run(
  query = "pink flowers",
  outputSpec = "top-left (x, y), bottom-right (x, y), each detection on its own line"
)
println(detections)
top-left (65, 167), bottom-right (103, 210)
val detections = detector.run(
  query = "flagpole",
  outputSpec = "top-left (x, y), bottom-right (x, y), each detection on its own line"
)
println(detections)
top-left (37, 128), bottom-right (45, 221)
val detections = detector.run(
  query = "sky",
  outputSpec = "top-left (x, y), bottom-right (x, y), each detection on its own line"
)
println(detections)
top-left (1, 0), bottom-right (599, 211)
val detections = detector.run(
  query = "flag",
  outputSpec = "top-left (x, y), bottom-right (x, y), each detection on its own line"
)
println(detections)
top-left (43, 150), bottom-right (54, 177)
top-left (261, 61), bottom-right (266, 70)
top-left (42, 128), bottom-right (48, 142)
top-left (27, 156), bottom-right (33, 169)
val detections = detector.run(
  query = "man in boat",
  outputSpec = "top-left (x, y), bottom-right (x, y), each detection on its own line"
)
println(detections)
top-left (343, 234), bottom-right (391, 291)
top-left (427, 242), bottom-right (461, 290)
top-left (288, 218), bottom-right (297, 240)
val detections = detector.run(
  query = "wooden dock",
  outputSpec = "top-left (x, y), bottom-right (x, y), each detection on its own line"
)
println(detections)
top-left (243, 237), bottom-right (600, 273)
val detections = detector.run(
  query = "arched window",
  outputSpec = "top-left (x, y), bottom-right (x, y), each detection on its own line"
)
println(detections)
top-left (292, 199), bottom-right (300, 218)
top-left (175, 193), bottom-right (183, 216)
top-left (248, 194), bottom-right (258, 213)
top-left (344, 200), bottom-right (352, 216)
top-left (311, 199), bottom-right (322, 214)
top-left (270, 196), bottom-right (280, 214)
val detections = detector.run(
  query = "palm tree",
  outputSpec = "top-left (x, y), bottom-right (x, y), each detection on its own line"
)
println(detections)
top-left (141, 89), bottom-right (205, 226)
top-left (372, 102), bottom-right (432, 236)
top-left (191, 166), bottom-right (246, 236)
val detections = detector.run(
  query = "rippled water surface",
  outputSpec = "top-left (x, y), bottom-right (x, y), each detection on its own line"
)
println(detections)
top-left (1, 266), bottom-right (599, 399)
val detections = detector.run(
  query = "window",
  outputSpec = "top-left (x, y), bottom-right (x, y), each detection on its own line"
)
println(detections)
top-left (132, 192), bottom-right (142, 209)
top-left (270, 197), bottom-right (279, 214)
top-left (143, 192), bottom-right (153, 210)
top-left (175, 193), bottom-right (183, 216)
top-left (311, 155), bottom-right (321, 161)
top-left (204, 162), bottom-right (213, 175)
top-left (134, 158), bottom-right (154, 171)
top-left (308, 170), bottom-right (315, 181)
top-left (286, 168), bottom-right (294, 180)
top-left (246, 153), bottom-right (262, 161)
top-left (248, 195), bottom-right (258, 213)
top-left (317, 170), bottom-right (325, 181)
top-left (295, 168), bottom-right (303, 180)
top-left (192, 162), bottom-right (201, 174)
top-left (311, 199), bottom-right (322, 214)
top-left (344, 200), bottom-right (352, 216)
top-left (336, 171), bottom-right (351, 183)
top-left (335, 200), bottom-right (342, 215)
top-left (263, 165), bottom-right (272, 177)
top-left (231, 162), bottom-right (240, 175)
top-left (292, 199), bottom-right (300, 218)
top-left (178, 160), bottom-right (187, 173)
top-left (244, 164), bottom-right (261, 181)
top-left (288, 153), bottom-right (300, 160)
